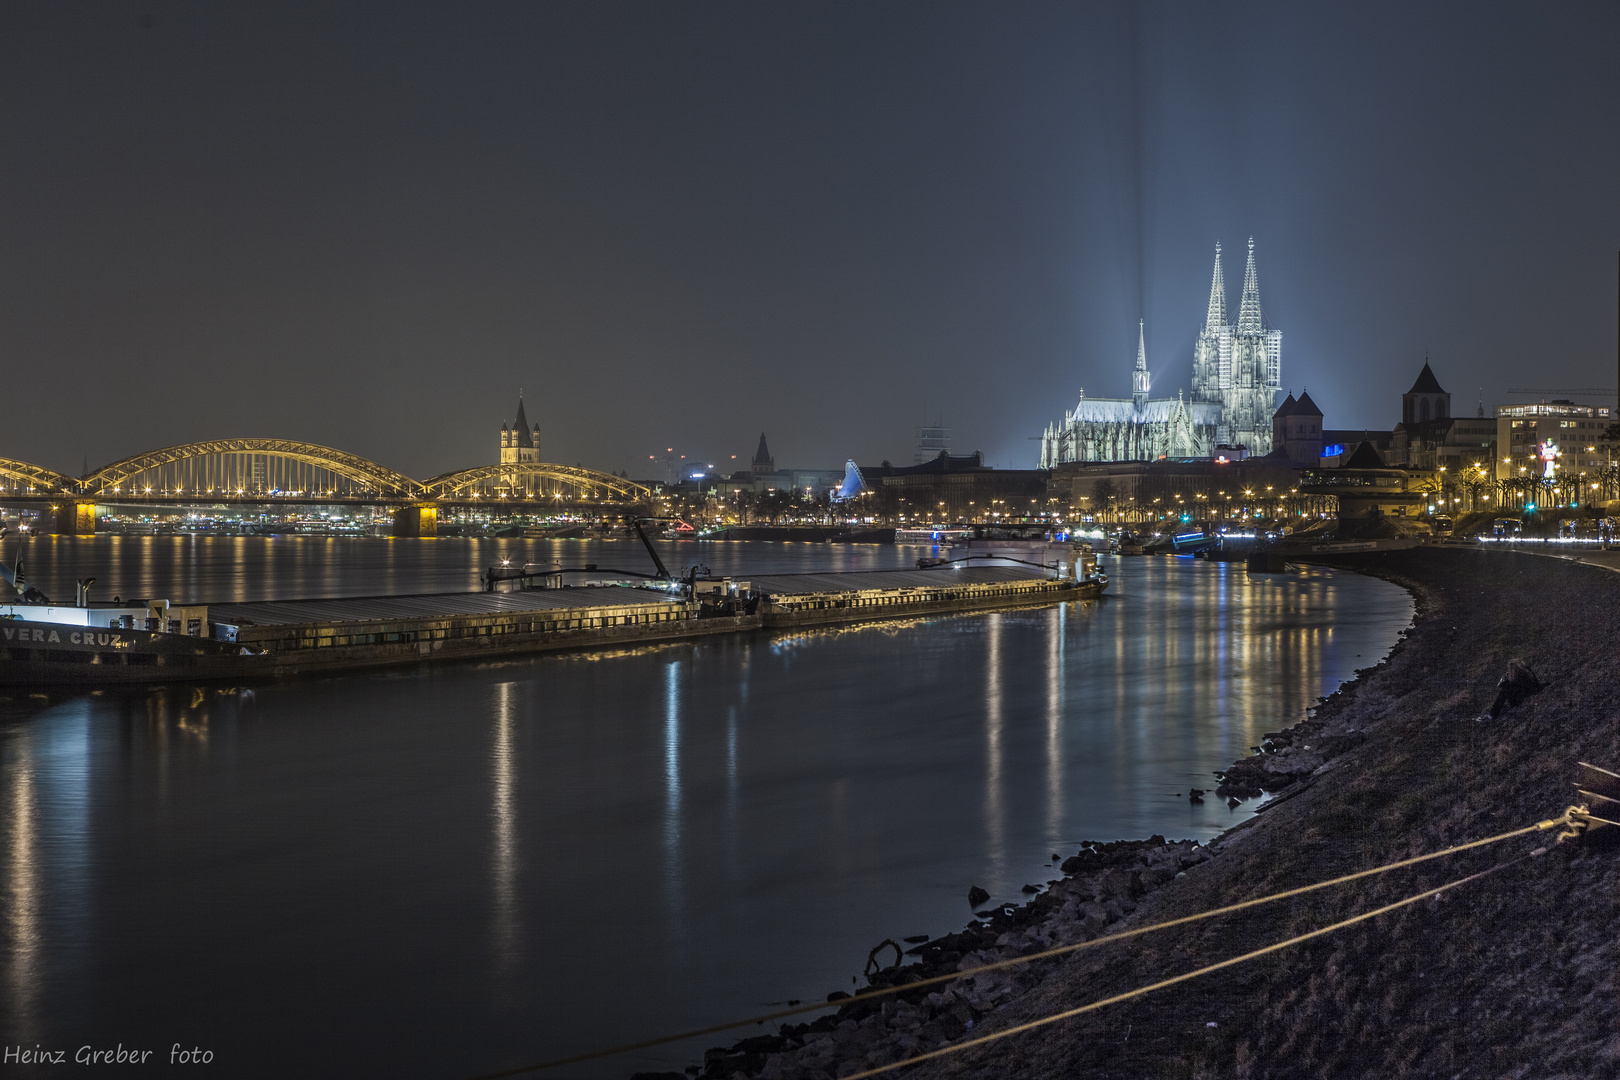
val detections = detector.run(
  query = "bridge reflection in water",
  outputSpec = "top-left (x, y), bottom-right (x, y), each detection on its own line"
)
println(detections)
top-left (0, 438), bottom-right (651, 535)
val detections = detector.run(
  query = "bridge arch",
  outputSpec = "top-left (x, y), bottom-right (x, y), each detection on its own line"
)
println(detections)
top-left (421, 464), bottom-right (650, 502)
top-left (0, 458), bottom-right (78, 494)
top-left (80, 439), bottom-right (424, 498)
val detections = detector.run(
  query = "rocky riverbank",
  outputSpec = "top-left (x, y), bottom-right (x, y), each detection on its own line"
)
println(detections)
top-left (640, 548), bottom-right (1620, 1080)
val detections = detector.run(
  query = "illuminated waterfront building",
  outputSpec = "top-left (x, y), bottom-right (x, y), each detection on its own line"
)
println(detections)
top-left (1494, 399), bottom-right (1612, 483)
top-left (1039, 238), bottom-right (1282, 465)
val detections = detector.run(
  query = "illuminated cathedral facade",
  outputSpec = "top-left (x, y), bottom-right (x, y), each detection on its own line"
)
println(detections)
top-left (1039, 238), bottom-right (1282, 465)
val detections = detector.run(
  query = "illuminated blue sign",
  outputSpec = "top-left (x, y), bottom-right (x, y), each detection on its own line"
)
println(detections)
top-left (1321, 444), bottom-right (1345, 458)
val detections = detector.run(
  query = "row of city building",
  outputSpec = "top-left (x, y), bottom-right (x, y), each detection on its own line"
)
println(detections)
top-left (1276, 361), bottom-right (1612, 484)
top-left (613, 352), bottom-right (1614, 526)
top-left (488, 224), bottom-right (1611, 525)
top-left (1043, 359), bottom-right (1616, 533)
top-left (1031, 236), bottom-right (1610, 483)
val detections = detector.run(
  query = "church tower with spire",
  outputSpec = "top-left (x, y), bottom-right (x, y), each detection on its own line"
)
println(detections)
top-left (750, 432), bottom-right (776, 475)
top-left (500, 396), bottom-right (541, 465)
top-left (1132, 319), bottom-right (1150, 412)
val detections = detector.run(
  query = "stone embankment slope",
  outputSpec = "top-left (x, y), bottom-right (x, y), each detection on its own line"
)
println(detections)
top-left (667, 548), bottom-right (1620, 1080)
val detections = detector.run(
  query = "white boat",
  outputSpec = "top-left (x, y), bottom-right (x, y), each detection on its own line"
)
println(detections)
top-left (945, 525), bottom-right (1086, 554)
top-left (943, 527), bottom-right (1101, 581)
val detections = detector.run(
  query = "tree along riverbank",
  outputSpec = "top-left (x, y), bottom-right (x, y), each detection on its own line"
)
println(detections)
top-left (656, 548), bottom-right (1619, 1080)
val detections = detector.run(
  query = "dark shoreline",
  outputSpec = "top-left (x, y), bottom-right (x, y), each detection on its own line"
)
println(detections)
top-left (651, 548), bottom-right (1620, 1080)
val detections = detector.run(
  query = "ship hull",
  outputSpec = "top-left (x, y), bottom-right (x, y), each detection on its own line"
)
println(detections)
top-left (0, 619), bottom-right (266, 685)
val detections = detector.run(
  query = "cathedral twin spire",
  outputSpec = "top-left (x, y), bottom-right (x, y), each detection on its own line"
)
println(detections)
top-left (1194, 236), bottom-right (1281, 447)
top-left (1204, 241), bottom-right (1228, 331)
top-left (1205, 237), bottom-right (1265, 334)
top-left (1236, 236), bottom-right (1264, 334)
top-left (1205, 238), bottom-right (1263, 335)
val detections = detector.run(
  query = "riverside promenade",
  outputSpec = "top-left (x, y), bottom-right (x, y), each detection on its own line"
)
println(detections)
top-left (1527, 546), bottom-right (1620, 577)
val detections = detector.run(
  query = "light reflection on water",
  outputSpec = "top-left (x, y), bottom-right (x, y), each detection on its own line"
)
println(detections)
top-left (491, 681), bottom-right (520, 1003)
top-left (0, 550), bottom-right (1411, 1079)
top-left (1046, 605), bottom-right (1064, 841)
top-left (3, 704), bottom-right (91, 1049)
top-left (984, 612), bottom-right (1005, 884)
top-left (4, 743), bottom-right (39, 1036)
top-left (663, 660), bottom-right (684, 938)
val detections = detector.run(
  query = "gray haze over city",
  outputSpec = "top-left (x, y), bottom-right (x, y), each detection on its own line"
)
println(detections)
top-left (2, 2), bottom-right (1617, 480)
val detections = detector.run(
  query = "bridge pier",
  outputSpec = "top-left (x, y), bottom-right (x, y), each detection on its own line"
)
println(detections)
top-left (392, 505), bottom-right (438, 538)
top-left (51, 501), bottom-right (97, 535)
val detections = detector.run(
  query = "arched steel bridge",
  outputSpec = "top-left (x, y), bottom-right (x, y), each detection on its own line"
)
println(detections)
top-left (418, 463), bottom-right (646, 500)
top-left (0, 438), bottom-right (651, 504)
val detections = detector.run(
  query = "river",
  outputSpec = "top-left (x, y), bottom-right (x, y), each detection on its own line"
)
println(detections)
top-left (0, 537), bottom-right (1411, 1078)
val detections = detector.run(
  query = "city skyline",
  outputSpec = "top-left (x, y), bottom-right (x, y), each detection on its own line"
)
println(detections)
top-left (2, 3), bottom-right (1617, 479)
top-left (4, 8), bottom-right (1618, 1077)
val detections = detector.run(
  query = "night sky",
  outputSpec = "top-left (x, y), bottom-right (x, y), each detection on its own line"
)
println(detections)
top-left (2, 2), bottom-right (1617, 481)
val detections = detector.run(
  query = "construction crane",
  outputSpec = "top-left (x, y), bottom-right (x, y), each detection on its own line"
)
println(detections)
top-left (1507, 388), bottom-right (1618, 396)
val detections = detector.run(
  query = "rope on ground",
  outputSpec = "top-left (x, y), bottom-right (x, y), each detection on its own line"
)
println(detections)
top-left (838, 853), bottom-right (1536, 1080)
top-left (458, 812), bottom-right (1575, 1080)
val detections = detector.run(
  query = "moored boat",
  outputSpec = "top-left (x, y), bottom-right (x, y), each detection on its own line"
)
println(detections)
top-left (0, 565), bottom-right (1104, 686)
top-left (0, 523), bottom-right (1103, 686)
top-left (894, 525), bottom-right (974, 543)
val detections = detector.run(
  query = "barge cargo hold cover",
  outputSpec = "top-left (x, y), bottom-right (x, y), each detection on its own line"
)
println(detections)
top-left (0, 586), bottom-right (738, 685)
top-left (752, 565), bottom-right (1099, 628)
top-left (208, 585), bottom-right (738, 674)
top-left (210, 566), bottom-right (1092, 663)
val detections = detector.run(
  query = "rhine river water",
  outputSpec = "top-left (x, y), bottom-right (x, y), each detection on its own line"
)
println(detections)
top-left (0, 536), bottom-right (1412, 1078)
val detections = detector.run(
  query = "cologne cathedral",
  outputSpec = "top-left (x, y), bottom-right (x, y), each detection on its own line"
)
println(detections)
top-left (1039, 238), bottom-right (1282, 465)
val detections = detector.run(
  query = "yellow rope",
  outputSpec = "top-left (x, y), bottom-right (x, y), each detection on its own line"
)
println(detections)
top-left (460, 814), bottom-right (1568, 1080)
top-left (839, 856), bottom-right (1528, 1080)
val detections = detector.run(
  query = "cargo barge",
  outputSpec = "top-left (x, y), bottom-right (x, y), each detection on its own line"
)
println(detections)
top-left (0, 561), bottom-right (1106, 686)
